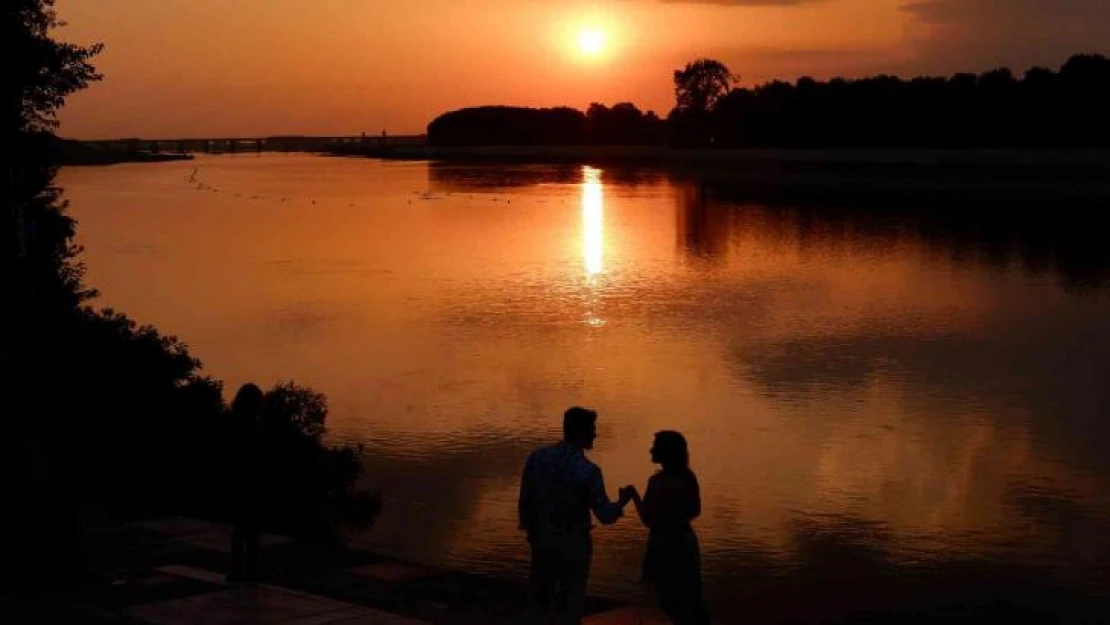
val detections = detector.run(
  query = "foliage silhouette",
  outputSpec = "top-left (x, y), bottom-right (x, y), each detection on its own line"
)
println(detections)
top-left (669, 59), bottom-right (738, 147)
top-left (4, 3), bottom-right (106, 587)
top-left (673, 59), bottom-right (737, 116)
top-left (428, 104), bottom-right (666, 146)
top-left (586, 102), bottom-right (667, 145)
top-left (428, 106), bottom-right (589, 146)
top-left (3, 0), bottom-right (103, 135)
top-left (426, 54), bottom-right (1110, 149)
top-left (256, 382), bottom-right (382, 539)
top-left (707, 53), bottom-right (1110, 148)
top-left (3, 1), bottom-right (379, 589)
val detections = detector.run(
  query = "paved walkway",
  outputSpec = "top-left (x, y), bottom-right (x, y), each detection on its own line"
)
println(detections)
top-left (59, 516), bottom-right (668, 624)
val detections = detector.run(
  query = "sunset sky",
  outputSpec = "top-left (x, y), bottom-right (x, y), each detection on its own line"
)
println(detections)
top-left (56, 0), bottom-right (1110, 139)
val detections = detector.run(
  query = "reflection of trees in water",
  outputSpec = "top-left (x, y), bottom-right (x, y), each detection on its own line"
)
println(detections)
top-left (676, 181), bottom-right (1110, 289)
top-left (663, 185), bottom-right (1110, 622)
top-left (674, 181), bottom-right (732, 261)
top-left (427, 163), bottom-right (581, 193)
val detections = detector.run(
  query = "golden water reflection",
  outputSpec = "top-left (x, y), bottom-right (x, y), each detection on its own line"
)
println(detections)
top-left (582, 166), bottom-right (604, 279)
top-left (581, 166), bottom-right (606, 328)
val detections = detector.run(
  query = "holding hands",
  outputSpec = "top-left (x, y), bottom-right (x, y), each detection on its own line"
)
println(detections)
top-left (618, 484), bottom-right (640, 507)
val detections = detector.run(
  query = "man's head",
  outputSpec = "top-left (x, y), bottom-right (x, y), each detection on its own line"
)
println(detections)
top-left (562, 406), bottom-right (598, 449)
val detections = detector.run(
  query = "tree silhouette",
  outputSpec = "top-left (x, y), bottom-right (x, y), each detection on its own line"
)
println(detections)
top-left (673, 59), bottom-right (736, 116)
top-left (5, 11), bottom-right (105, 584)
top-left (4, 2), bottom-right (378, 589)
top-left (4, 0), bottom-right (103, 312)
top-left (424, 54), bottom-right (1110, 149)
top-left (428, 106), bottom-right (588, 145)
top-left (700, 53), bottom-right (1110, 148)
top-left (3, 0), bottom-right (103, 135)
top-left (428, 104), bottom-right (666, 146)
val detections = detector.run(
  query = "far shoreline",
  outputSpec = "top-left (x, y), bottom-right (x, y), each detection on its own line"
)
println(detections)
top-left (54, 139), bottom-right (195, 167)
top-left (323, 143), bottom-right (1110, 206)
top-left (61, 151), bottom-right (194, 166)
top-left (324, 143), bottom-right (1110, 167)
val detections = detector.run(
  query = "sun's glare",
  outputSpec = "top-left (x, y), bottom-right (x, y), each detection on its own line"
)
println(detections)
top-left (582, 166), bottom-right (604, 277)
top-left (577, 28), bottom-right (606, 56)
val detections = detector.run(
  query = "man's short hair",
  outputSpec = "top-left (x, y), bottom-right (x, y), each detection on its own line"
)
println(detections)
top-left (563, 406), bottom-right (598, 438)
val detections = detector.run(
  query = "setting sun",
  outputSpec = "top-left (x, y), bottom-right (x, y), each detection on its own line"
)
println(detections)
top-left (577, 28), bottom-right (606, 57)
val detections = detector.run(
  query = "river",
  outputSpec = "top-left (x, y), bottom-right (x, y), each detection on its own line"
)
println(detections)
top-left (59, 153), bottom-right (1110, 622)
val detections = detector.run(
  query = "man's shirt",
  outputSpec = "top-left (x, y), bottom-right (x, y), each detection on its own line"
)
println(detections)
top-left (519, 441), bottom-right (623, 543)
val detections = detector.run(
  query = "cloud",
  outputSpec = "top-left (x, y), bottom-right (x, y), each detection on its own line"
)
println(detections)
top-left (901, 0), bottom-right (1110, 25)
top-left (900, 0), bottom-right (1110, 72)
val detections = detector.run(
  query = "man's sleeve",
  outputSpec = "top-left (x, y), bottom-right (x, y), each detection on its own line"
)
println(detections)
top-left (587, 465), bottom-right (623, 525)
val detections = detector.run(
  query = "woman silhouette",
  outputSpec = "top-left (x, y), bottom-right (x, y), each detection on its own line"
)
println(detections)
top-left (627, 431), bottom-right (710, 624)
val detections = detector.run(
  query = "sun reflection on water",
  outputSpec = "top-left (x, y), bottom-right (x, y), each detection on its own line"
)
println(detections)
top-left (581, 166), bottom-right (606, 327)
top-left (582, 166), bottom-right (604, 279)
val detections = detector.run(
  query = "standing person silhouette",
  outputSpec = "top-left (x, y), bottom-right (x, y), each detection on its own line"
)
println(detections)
top-left (227, 383), bottom-right (265, 582)
top-left (519, 407), bottom-right (632, 624)
top-left (626, 431), bottom-right (710, 625)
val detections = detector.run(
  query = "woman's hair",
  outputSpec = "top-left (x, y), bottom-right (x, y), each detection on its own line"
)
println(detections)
top-left (653, 430), bottom-right (690, 471)
top-left (654, 430), bottom-right (700, 519)
top-left (231, 383), bottom-right (265, 418)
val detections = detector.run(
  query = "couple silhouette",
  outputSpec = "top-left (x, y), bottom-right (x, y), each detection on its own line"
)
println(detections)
top-left (519, 407), bottom-right (710, 625)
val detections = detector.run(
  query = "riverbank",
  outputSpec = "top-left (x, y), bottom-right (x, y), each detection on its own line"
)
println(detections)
top-left (51, 138), bottom-right (194, 166)
top-left (325, 144), bottom-right (1110, 205)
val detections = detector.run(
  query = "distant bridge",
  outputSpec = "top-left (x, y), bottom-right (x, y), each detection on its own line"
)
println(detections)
top-left (81, 134), bottom-right (426, 155)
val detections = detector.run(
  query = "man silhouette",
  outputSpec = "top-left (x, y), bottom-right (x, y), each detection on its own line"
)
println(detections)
top-left (519, 407), bottom-right (631, 624)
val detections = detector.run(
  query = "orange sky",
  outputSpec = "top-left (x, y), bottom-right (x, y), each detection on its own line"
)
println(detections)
top-left (56, 0), bottom-right (1110, 139)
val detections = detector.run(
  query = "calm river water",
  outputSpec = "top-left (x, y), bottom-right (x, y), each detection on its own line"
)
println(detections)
top-left (60, 154), bottom-right (1110, 622)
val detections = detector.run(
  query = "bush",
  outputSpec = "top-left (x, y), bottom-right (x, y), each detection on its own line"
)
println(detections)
top-left (36, 306), bottom-right (380, 542)
top-left (253, 381), bottom-right (382, 540)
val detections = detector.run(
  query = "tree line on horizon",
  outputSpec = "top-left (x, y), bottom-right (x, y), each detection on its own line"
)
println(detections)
top-left (427, 53), bottom-right (1110, 148)
top-left (428, 102), bottom-right (668, 146)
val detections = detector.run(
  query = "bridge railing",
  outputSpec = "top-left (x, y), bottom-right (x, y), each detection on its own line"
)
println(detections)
top-left (83, 135), bottom-right (427, 154)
